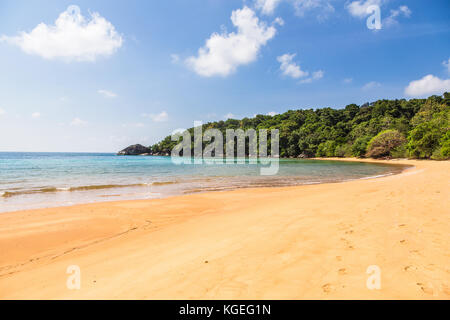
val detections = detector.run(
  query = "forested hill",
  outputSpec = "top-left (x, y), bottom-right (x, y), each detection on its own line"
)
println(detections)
top-left (150, 93), bottom-right (450, 160)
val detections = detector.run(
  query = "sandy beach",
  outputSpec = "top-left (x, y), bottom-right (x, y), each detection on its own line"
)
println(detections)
top-left (0, 159), bottom-right (448, 299)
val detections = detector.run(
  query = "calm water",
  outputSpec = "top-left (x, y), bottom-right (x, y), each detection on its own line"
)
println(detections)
top-left (0, 152), bottom-right (408, 213)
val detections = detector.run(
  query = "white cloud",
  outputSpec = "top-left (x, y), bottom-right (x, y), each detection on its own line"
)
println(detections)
top-left (143, 111), bottom-right (169, 122)
top-left (273, 17), bottom-right (285, 26)
top-left (404, 74), bottom-right (450, 97)
top-left (277, 53), bottom-right (308, 79)
top-left (267, 111), bottom-right (278, 116)
top-left (186, 6), bottom-right (278, 77)
top-left (98, 89), bottom-right (117, 98)
top-left (299, 70), bottom-right (324, 83)
top-left (384, 5), bottom-right (412, 27)
top-left (443, 58), bottom-right (450, 74)
top-left (31, 112), bottom-right (41, 118)
top-left (398, 5), bottom-right (412, 17)
top-left (277, 53), bottom-right (323, 83)
top-left (362, 81), bottom-right (381, 90)
top-left (70, 117), bottom-right (88, 126)
top-left (346, 0), bottom-right (382, 18)
top-left (0, 108), bottom-right (5, 116)
top-left (255, 0), bottom-right (283, 15)
top-left (0, 5), bottom-right (122, 62)
top-left (224, 113), bottom-right (236, 119)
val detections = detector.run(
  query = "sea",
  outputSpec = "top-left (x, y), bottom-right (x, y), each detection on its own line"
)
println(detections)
top-left (0, 152), bottom-right (408, 213)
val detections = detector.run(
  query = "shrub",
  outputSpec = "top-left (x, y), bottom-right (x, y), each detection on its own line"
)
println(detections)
top-left (366, 130), bottom-right (406, 158)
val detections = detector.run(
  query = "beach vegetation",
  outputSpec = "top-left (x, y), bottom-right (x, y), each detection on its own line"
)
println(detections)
top-left (366, 130), bottom-right (406, 158)
top-left (149, 93), bottom-right (450, 160)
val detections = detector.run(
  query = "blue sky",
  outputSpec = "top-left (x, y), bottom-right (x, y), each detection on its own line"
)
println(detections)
top-left (0, 0), bottom-right (449, 152)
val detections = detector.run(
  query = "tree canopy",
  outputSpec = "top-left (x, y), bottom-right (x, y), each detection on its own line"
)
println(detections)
top-left (150, 93), bottom-right (450, 160)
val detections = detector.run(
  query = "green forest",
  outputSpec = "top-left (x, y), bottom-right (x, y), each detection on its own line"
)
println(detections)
top-left (151, 93), bottom-right (450, 160)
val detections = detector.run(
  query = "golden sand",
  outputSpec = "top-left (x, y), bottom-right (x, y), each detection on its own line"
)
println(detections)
top-left (0, 159), bottom-right (449, 299)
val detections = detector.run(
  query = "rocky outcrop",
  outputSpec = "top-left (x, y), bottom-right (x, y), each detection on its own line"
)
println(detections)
top-left (117, 144), bottom-right (152, 156)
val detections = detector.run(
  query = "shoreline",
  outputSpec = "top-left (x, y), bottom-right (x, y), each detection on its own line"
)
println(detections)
top-left (0, 157), bottom-right (410, 214)
top-left (0, 158), bottom-right (448, 299)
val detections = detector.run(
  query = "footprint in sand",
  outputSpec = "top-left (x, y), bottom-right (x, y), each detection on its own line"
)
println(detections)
top-left (341, 237), bottom-right (355, 250)
top-left (322, 283), bottom-right (334, 294)
top-left (404, 265), bottom-right (417, 271)
top-left (338, 268), bottom-right (347, 275)
top-left (416, 282), bottom-right (434, 295)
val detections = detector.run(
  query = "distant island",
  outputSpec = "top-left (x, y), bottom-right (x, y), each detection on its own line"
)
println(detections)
top-left (119, 93), bottom-right (449, 160)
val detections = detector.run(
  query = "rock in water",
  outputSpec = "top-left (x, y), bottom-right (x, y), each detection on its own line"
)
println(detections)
top-left (117, 144), bottom-right (151, 156)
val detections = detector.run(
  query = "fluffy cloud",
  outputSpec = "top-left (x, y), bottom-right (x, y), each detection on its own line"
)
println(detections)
top-left (0, 5), bottom-right (122, 62)
top-left (186, 7), bottom-right (278, 77)
top-left (346, 0), bottom-right (382, 18)
top-left (346, 1), bottom-right (411, 26)
top-left (277, 53), bottom-right (308, 79)
top-left (0, 108), bottom-right (5, 116)
top-left (267, 111), bottom-right (278, 116)
top-left (405, 75), bottom-right (450, 97)
top-left (143, 111), bottom-right (169, 122)
top-left (277, 53), bottom-right (323, 83)
top-left (300, 70), bottom-right (324, 83)
top-left (255, 0), bottom-right (283, 15)
top-left (98, 89), bottom-right (117, 98)
top-left (443, 58), bottom-right (450, 74)
top-left (70, 117), bottom-right (88, 126)
top-left (31, 112), bottom-right (41, 118)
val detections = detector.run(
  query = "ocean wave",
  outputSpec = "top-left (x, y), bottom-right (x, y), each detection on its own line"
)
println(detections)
top-left (151, 181), bottom-right (178, 186)
top-left (1, 184), bottom-right (150, 198)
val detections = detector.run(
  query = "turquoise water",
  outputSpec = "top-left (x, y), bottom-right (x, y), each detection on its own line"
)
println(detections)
top-left (0, 152), bottom-right (407, 213)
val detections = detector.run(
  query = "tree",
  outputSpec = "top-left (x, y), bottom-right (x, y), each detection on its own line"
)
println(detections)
top-left (407, 110), bottom-right (449, 159)
top-left (317, 140), bottom-right (337, 157)
top-left (351, 136), bottom-right (371, 157)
